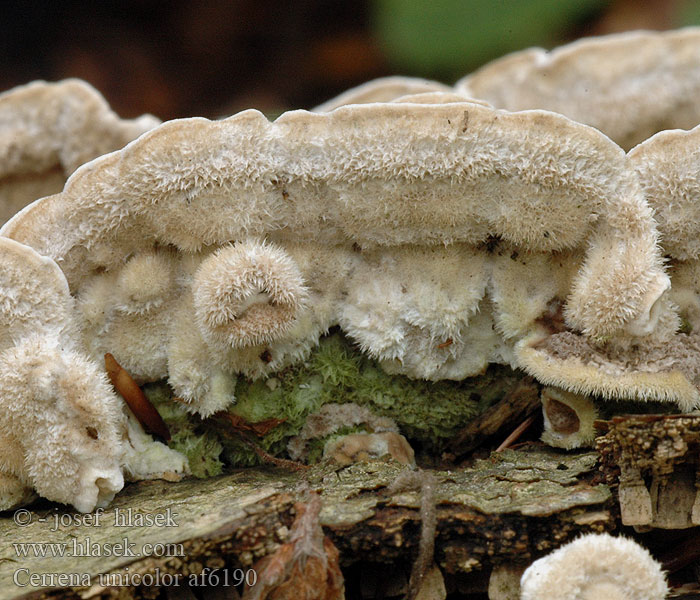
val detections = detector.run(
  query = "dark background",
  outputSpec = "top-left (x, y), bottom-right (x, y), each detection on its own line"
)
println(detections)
top-left (2, 0), bottom-right (700, 120)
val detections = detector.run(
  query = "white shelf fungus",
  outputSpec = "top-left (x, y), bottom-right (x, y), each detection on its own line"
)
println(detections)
top-left (539, 387), bottom-right (598, 450)
top-left (193, 240), bottom-right (310, 350)
top-left (520, 533), bottom-right (668, 600)
top-left (0, 237), bottom-right (187, 512)
top-left (458, 27), bottom-right (700, 150)
top-left (1, 87), bottom-right (695, 413)
top-left (313, 75), bottom-right (451, 112)
top-left (630, 125), bottom-right (700, 331)
top-left (4, 27), bottom-right (700, 508)
top-left (0, 238), bottom-right (125, 512)
top-left (0, 79), bottom-right (159, 225)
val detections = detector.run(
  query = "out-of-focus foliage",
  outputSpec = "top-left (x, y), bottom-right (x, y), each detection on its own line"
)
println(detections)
top-left (680, 0), bottom-right (700, 23)
top-left (372, 0), bottom-right (608, 80)
top-left (4, 1), bottom-right (700, 118)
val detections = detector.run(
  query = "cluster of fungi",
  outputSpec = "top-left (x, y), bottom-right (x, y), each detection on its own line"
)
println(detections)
top-left (5, 27), bottom-right (700, 599)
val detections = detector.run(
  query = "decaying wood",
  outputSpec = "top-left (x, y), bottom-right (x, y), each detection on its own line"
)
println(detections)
top-left (495, 414), bottom-right (538, 452)
top-left (596, 414), bottom-right (700, 529)
top-left (448, 377), bottom-right (541, 456)
top-left (0, 448), bottom-right (612, 600)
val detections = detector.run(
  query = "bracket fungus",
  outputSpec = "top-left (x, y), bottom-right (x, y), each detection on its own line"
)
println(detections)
top-left (457, 27), bottom-right (700, 150)
top-left (5, 27), bottom-right (700, 510)
top-left (629, 124), bottom-right (700, 324)
top-left (539, 387), bottom-right (598, 450)
top-left (520, 533), bottom-right (668, 600)
top-left (1, 88), bottom-right (694, 421)
top-left (0, 237), bottom-right (125, 512)
top-left (0, 237), bottom-right (187, 512)
top-left (312, 75), bottom-right (451, 112)
top-left (0, 79), bottom-right (159, 225)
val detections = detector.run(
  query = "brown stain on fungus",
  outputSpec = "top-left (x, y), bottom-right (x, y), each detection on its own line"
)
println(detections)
top-left (545, 398), bottom-right (580, 435)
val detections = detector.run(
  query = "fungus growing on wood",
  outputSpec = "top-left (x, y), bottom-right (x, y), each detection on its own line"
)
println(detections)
top-left (193, 240), bottom-right (310, 350)
top-left (0, 237), bottom-right (187, 511)
top-left (0, 237), bottom-right (126, 512)
top-left (597, 414), bottom-right (700, 529)
top-left (629, 124), bottom-right (700, 332)
top-left (520, 533), bottom-right (668, 600)
top-left (539, 387), bottom-right (598, 450)
top-left (517, 118), bottom-right (700, 413)
top-left (323, 431), bottom-right (415, 466)
top-left (78, 246), bottom-right (181, 385)
top-left (313, 75), bottom-right (451, 112)
top-left (1, 94), bottom-right (691, 414)
top-left (457, 27), bottom-right (700, 150)
top-left (0, 79), bottom-right (159, 225)
top-left (287, 402), bottom-right (402, 462)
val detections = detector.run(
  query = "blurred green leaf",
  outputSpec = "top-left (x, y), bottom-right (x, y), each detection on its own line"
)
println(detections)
top-left (678, 0), bottom-right (700, 25)
top-left (372, 0), bottom-right (608, 81)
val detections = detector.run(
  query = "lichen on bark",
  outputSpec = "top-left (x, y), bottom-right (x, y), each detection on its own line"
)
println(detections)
top-left (0, 447), bottom-right (611, 599)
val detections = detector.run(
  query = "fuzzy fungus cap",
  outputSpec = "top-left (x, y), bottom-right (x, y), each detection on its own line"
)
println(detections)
top-left (339, 244), bottom-right (494, 380)
top-left (629, 124), bottom-right (700, 262)
top-left (323, 432), bottom-right (415, 466)
top-left (313, 75), bottom-right (451, 112)
top-left (0, 237), bottom-right (76, 351)
top-left (0, 79), bottom-right (159, 224)
top-left (516, 327), bottom-right (700, 411)
top-left (0, 237), bottom-right (128, 512)
top-left (458, 27), bottom-right (700, 150)
top-left (115, 249), bottom-right (177, 314)
top-left (539, 387), bottom-right (598, 450)
top-left (520, 533), bottom-right (668, 600)
top-left (76, 247), bottom-right (182, 385)
top-left (628, 124), bottom-right (700, 352)
top-left (0, 96), bottom-right (681, 408)
top-left (1, 100), bottom-right (665, 342)
top-left (0, 337), bottom-right (126, 512)
top-left (509, 120), bottom-right (700, 410)
top-left (193, 239), bottom-right (310, 349)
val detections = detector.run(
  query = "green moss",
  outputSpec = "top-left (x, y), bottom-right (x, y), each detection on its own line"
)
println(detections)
top-left (144, 382), bottom-right (191, 427)
top-left (169, 430), bottom-right (223, 478)
top-left (314, 334), bottom-right (523, 448)
top-left (143, 382), bottom-right (224, 478)
top-left (221, 333), bottom-right (523, 463)
top-left (224, 371), bottom-right (328, 465)
top-left (141, 334), bottom-right (527, 469)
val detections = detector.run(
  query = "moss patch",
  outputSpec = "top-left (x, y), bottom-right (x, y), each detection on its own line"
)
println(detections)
top-left (144, 382), bottom-right (224, 478)
top-left (223, 333), bottom-right (524, 464)
top-left (145, 333), bottom-right (527, 469)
